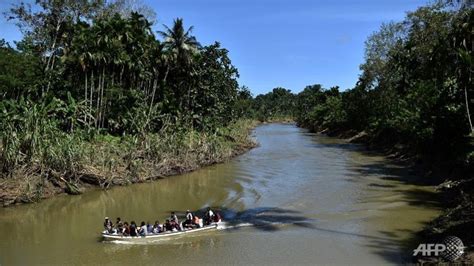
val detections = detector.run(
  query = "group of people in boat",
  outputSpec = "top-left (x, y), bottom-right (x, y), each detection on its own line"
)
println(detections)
top-left (103, 207), bottom-right (221, 236)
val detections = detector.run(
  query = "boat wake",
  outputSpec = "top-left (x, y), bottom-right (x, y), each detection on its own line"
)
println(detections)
top-left (216, 221), bottom-right (254, 230)
top-left (216, 221), bottom-right (290, 231)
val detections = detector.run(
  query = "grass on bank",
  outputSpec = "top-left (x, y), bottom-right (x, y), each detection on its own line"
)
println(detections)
top-left (0, 118), bottom-right (258, 206)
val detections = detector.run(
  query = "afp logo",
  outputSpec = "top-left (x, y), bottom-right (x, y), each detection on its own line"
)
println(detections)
top-left (413, 236), bottom-right (465, 262)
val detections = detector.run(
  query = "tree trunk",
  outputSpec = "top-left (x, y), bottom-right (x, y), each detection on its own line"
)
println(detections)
top-left (91, 71), bottom-right (95, 128)
top-left (119, 65), bottom-right (124, 86)
top-left (148, 78), bottom-right (158, 118)
top-left (163, 65), bottom-right (170, 84)
top-left (45, 55), bottom-right (57, 93)
top-left (84, 72), bottom-right (88, 124)
top-left (96, 70), bottom-right (102, 129)
top-left (100, 67), bottom-right (106, 128)
top-left (44, 19), bottom-right (62, 73)
top-left (44, 18), bottom-right (63, 94)
top-left (465, 73), bottom-right (473, 134)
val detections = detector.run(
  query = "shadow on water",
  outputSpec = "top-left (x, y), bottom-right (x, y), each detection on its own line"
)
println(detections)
top-left (193, 205), bottom-right (429, 263)
top-left (368, 183), bottom-right (397, 188)
top-left (350, 162), bottom-right (437, 186)
top-left (168, 205), bottom-right (422, 264)
top-left (302, 133), bottom-right (442, 263)
top-left (349, 159), bottom-right (441, 263)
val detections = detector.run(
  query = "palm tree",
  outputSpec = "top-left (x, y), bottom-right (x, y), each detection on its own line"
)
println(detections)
top-left (158, 18), bottom-right (201, 114)
top-left (158, 18), bottom-right (200, 68)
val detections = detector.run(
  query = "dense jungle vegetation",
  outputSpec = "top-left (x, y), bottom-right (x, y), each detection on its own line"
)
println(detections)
top-left (0, 0), bottom-right (257, 205)
top-left (253, 1), bottom-right (474, 243)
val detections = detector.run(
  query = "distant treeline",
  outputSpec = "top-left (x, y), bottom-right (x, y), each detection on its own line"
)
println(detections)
top-left (249, 1), bottom-right (473, 241)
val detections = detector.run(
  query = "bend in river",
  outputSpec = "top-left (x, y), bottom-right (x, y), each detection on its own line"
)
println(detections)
top-left (0, 124), bottom-right (440, 265)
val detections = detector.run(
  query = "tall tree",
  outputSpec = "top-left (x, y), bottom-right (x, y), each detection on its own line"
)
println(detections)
top-left (158, 18), bottom-right (200, 67)
top-left (158, 18), bottom-right (201, 115)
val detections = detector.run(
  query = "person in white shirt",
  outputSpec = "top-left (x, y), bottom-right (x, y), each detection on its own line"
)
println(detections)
top-left (139, 221), bottom-right (148, 236)
top-left (186, 210), bottom-right (193, 221)
top-left (183, 210), bottom-right (194, 229)
top-left (170, 212), bottom-right (179, 224)
top-left (204, 207), bottom-right (215, 225)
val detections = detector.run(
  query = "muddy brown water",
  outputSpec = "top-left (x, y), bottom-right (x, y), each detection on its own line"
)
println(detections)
top-left (0, 124), bottom-right (440, 265)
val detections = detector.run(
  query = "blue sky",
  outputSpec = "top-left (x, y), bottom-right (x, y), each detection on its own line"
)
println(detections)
top-left (0, 0), bottom-right (429, 95)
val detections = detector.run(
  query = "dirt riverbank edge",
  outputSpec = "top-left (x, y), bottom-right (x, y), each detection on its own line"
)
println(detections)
top-left (0, 120), bottom-right (260, 208)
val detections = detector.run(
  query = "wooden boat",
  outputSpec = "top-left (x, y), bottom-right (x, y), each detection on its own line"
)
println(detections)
top-left (102, 223), bottom-right (219, 242)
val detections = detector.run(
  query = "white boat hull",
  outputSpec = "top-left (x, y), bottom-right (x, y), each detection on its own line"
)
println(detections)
top-left (102, 223), bottom-right (219, 242)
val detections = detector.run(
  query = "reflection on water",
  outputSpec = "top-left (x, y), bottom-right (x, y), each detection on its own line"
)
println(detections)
top-left (0, 124), bottom-right (440, 265)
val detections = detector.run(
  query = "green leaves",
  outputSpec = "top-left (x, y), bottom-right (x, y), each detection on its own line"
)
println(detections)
top-left (158, 18), bottom-right (201, 68)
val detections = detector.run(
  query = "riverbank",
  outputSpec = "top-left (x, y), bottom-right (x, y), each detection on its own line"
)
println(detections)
top-left (309, 126), bottom-right (474, 263)
top-left (0, 119), bottom-right (259, 207)
top-left (261, 116), bottom-right (294, 124)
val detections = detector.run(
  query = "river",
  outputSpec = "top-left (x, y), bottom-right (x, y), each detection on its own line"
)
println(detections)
top-left (0, 124), bottom-right (440, 265)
